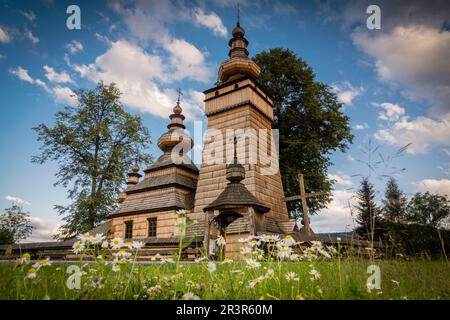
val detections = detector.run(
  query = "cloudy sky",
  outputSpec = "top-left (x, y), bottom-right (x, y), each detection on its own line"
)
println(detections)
top-left (0, 0), bottom-right (449, 241)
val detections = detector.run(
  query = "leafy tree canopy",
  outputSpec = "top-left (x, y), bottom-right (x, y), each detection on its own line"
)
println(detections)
top-left (33, 82), bottom-right (152, 239)
top-left (253, 48), bottom-right (353, 217)
top-left (0, 203), bottom-right (33, 243)
top-left (406, 192), bottom-right (450, 228)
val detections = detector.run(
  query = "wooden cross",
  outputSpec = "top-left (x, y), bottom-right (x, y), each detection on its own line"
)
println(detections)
top-left (285, 172), bottom-right (329, 236)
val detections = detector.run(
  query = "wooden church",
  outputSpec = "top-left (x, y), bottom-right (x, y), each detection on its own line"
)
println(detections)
top-left (107, 19), bottom-right (298, 258)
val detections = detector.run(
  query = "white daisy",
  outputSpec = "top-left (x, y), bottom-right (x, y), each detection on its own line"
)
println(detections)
top-left (309, 268), bottom-right (321, 280)
top-left (92, 233), bottom-right (105, 244)
top-left (207, 262), bottom-right (216, 273)
top-left (277, 245), bottom-right (293, 259)
top-left (26, 268), bottom-right (37, 279)
top-left (285, 272), bottom-right (299, 282)
top-left (182, 292), bottom-right (200, 300)
top-left (281, 235), bottom-right (296, 246)
top-left (72, 241), bottom-right (85, 254)
top-left (132, 240), bottom-right (145, 250)
top-left (245, 259), bottom-right (261, 269)
top-left (216, 236), bottom-right (226, 247)
top-left (32, 257), bottom-right (52, 269)
top-left (110, 237), bottom-right (124, 249)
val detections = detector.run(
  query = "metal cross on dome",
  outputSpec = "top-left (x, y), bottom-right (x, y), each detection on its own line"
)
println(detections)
top-left (176, 88), bottom-right (183, 104)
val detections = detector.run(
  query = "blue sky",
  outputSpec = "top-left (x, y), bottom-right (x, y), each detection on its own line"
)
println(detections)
top-left (0, 0), bottom-right (449, 240)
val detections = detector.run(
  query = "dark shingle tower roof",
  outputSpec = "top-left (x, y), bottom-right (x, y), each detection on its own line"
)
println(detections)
top-left (203, 138), bottom-right (269, 213)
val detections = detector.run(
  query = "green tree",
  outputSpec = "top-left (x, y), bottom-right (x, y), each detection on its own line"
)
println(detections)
top-left (33, 82), bottom-right (152, 239)
top-left (0, 228), bottom-right (14, 245)
top-left (406, 192), bottom-right (450, 228)
top-left (354, 177), bottom-right (381, 240)
top-left (382, 177), bottom-right (408, 223)
top-left (253, 48), bottom-right (353, 217)
top-left (0, 204), bottom-right (33, 243)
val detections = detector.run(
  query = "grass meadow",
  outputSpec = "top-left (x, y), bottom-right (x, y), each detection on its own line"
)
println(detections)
top-left (0, 233), bottom-right (449, 300)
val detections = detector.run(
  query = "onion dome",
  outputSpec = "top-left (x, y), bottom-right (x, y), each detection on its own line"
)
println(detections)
top-left (218, 19), bottom-right (260, 83)
top-left (126, 163), bottom-right (142, 187)
top-left (157, 99), bottom-right (193, 152)
top-left (118, 192), bottom-right (127, 203)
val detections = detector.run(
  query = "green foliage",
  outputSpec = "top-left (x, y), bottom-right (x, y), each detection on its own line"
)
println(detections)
top-left (354, 177), bottom-right (381, 239)
top-left (0, 228), bottom-right (14, 245)
top-left (1, 260), bottom-right (448, 300)
top-left (32, 82), bottom-right (152, 239)
top-left (406, 192), bottom-right (450, 228)
top-left (253, 48), bottom-right (353, 217)
top-left (382, 177), bottom-right (408, 223)
top-left (378, 221), bottom-right (450, 259)
top-left (0, 204), bottom-right (33, 243)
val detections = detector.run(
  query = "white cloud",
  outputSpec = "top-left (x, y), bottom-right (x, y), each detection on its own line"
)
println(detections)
top-left (5, 195), bottom-right (31, 206)
top-left (27, 216), bottom-right (61, 242)
top-left (438, 163), bottom-right (450, 177)
top-left (347, 154), bottom-right (356, 162)
top-left (414, 179), bottom-right (450, 197)
top-left (9, 66), bottom-right (34, 83)
top-left (65, 40), bottom-right (83, 54)
top-left (375, 102), bottom-right (406, 122)
top-left (194, 8), bottom-right (228, 38)
top-left (22, 11), bottom-right (36, 22)
top-left (43, 65), bottom-right (75, 84)
top-left (353, 25), bottom-right (450, 115)
top-left (0, 26), bottom-right (11, 43)
top-left (25, 29), bottom-right (39, 44)
top-left (51, 86), bottom-right (77, 106)
top-left (311, 190), bottom-right (357, 233)
top-left (353, 123), bottom-right (368, 130)
top-left (9, 66), bottom-right (76, 106)
top-left (109, 0), bottom-right (213, 83)
top-left (68, 39), bottom-right (205, 119)
top-left (374, 112), bottom-right (450, 154)
top-left (331, 81), bottom-right (364, 106)
top-left (329, 172), bottom-right (353, 186)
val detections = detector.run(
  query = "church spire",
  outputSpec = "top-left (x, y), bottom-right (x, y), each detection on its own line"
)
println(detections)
top-left (218, 8), bottom-right (261, 83)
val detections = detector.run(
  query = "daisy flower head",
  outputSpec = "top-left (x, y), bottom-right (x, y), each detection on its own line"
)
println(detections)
top-left (245, 258), bottom-right (261, 269)
top-left (281, 235), bottom-right (297, 246)
top-left (112, 264), bottom-right (120, 272)
top-left (124, 241), bottom-right (133, 249)
top-left (72, 241), bottom-right (85, 254)
top-left (207, 262), bottom-right (216, 273)
top-left (33, 257), bottom-right (52, 269)
top-left (177, 209), bottom-right (188, 217)
top-left (26, 268), bottom-right (37, 279)
top-left (265, 269), bottom-right (275, 278)
top-left (309, 268), bottom-right (321, 280)
top-left (92, 233), bottom-right (105, 244)
top-left (216, 236), bottom-right (226, 247)
top-left (285, 271), bottom-right (299, 282)
top-left (221, 258), bottom-right (233, 264)
top-left (132, 240), bottom-right (145, 250)
top-left (78, 232), bottom-right (93, 243)
top-left (240, 246), bottom-right (253, 255)
top-left (101, 240), bottom-right (109, 249)
top-left (182, 292), bottom-right (200, 300)
top-left (22, 252), bottom-right (31, 262)
top-left (277, 245), bottom-right (293, 259)
top-left (110, 237), bottom-right (124, 249)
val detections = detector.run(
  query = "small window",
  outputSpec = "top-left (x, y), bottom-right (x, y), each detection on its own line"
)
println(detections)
top-left (148, 218), bottom-right (157, 237)
top-left (215, 90), bottom-right (219, 96)
top-left (125, 221), bottom-right (133, 239)
top-left (234, 83), bottom-right (239, 89)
